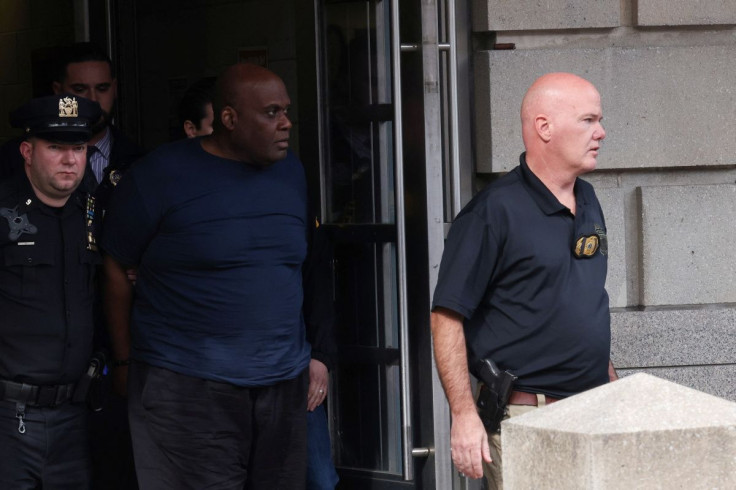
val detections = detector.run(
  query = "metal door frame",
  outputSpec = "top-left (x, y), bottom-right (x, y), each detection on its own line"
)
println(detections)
top-left (300, 0), bottom-right (476, 488)
top-left (394, 0), bottom-right (475, 488)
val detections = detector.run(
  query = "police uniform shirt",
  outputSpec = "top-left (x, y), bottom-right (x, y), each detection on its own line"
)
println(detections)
top-left (0, 173), bottom-right (98, 386)
top-left (432, 152), bottom-right (611, 399)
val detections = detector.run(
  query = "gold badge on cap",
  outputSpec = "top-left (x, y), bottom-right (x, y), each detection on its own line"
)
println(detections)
top-left (58, 97), bottom-right (79, 118)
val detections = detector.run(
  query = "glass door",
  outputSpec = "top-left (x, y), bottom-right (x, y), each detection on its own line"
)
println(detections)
top-left (320, 1), bottom-right (407, 485)
top-left (300, 0), bottom-right (474, 488)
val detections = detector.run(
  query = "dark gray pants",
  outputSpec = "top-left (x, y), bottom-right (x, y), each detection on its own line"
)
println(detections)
top-left (0, 400), bottom-right (91, 490)
top-left (128, 361), bottom-right (308, 490)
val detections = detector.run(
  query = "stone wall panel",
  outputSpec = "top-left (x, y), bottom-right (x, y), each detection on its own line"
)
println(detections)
top-left (595, 187), bottom-right (627, 308)
top-left (637, 0), bottom-right (736, 26)
top-left (472, 0), bottom-right (619, 32)
top-left (611, 308), bottom-right (736, 367)
top-left (475, 45), bottom-right (736, 173)
top-left (639, 184), bottom-right (736, 306)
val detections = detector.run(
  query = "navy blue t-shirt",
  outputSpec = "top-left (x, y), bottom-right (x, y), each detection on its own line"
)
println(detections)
top-left (432, 153), bottom-right (610, 398)
top-left (101, 138), bottom-right (310, 386)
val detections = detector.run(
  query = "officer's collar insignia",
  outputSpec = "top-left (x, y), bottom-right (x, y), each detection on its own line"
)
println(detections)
top-left (574, 234), bottom-right (599, 259)
top-left (109, 170), bottom-right (122, 186)
top-left (1, 206), bottom-right (38, 241)
top-left (58, 96), bottom-right (79, 118)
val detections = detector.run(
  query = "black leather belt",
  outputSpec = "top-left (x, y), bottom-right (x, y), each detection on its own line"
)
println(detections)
top-left (0, 379), bottom-right (76, 407)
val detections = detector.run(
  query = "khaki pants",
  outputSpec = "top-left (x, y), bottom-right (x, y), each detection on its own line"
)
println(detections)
top-left (483, 394), bottom-right (547, 490)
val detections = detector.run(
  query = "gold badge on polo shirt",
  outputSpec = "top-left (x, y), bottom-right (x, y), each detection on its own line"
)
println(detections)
top-left (58, 97), bottom-right (79, 118)
top-left (574, 234), bottom-right (599, 258)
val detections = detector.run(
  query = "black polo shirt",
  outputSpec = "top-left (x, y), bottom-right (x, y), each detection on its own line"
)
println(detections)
top-left (432, 153), bottom-right (610, 398)
top-left (0, 173), bottom-right (98, 385)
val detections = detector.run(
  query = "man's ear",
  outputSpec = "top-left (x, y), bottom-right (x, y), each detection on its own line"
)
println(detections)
top-left (52, 81), bottom-right (62, 94)
top-left (535, 114), bottom-right (552, 143)
top-left (221, 106), bottom-right (237, 130)
top-left (183, 120), bottom-right (197, 138)
top-left (19, 141), bottom-right (33, 164)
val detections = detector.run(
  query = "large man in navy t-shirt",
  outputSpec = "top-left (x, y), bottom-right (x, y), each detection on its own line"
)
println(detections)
top-left (431, 73), bottom-right (618, 489)
top-left (102, 63), bottom-right (310, 490)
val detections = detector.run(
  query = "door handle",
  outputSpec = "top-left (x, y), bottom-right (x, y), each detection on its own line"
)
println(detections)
top-left (411, 447), bottom-right (434, 458)
top-left (390, 0), bottom-right (414, 482)
top-left (392, 0), bottom-right (460, 483)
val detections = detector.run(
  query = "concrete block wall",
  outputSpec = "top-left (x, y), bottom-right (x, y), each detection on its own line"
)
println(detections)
top-left (639, 184), bottom-right (736, 306)
top-left (472, 0), bottom-right (619, 31)
top-left (637, 0), bottom-right (736, 26)
top-left (611, 309), bottom-right (736, 401)
top-left (471, 0), bottom-right (736, 400)
top-left (0, 0), bottom-right (76, 144)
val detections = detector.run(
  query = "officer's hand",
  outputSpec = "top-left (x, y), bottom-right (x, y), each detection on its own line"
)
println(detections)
top-left (450, 410), bottom-right (491, 479)
top-left (608, 360), bottom-right (619, 382)
top-left (307, 359), bottom-right (328, 411)
top-left (113, 365), bottom-right (128, 398)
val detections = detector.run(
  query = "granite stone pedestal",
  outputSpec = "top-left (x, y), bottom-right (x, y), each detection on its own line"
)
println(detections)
top-left (502, 373), bottom-right (736, 489)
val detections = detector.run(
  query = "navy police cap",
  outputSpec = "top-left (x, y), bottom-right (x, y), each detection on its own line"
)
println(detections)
top-left (9, 94), bottom-right (102, 144)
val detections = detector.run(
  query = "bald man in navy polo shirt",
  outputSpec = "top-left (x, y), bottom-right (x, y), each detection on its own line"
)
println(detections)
top-left (431, 73), bottom-right (618, 489)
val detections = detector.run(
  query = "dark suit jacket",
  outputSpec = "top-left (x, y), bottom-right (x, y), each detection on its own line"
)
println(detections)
top-left (82, 125), bottom-right (145, 211)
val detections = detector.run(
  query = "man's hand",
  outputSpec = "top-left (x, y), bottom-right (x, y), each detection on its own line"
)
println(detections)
top-left (608, 360), bottom-right (619, 382)
top-left (450, 410), bottom-right (492, 479)
top-left (307, 359), bottom-right (328, 411)
top-left (431, 308), bottom-right (492, 479)
top-left (103, 254), bottom-right (135, 398)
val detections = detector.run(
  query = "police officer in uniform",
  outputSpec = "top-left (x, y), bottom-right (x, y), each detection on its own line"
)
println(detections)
top-left (0, 94), bottom-right (102, 489)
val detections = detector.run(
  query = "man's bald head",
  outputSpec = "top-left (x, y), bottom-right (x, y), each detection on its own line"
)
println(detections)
top-left (520, 72), bottom-right (606, 180)
top-left (207, 63), bottom-right (292, 165)
top-left (521, 73), bottom-right (599, 143)
top-left (213, 63), bottom-right (284, 127)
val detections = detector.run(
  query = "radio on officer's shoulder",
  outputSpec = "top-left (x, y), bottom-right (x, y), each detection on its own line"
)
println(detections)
top-left (72, 351), bottom-right (109, 411)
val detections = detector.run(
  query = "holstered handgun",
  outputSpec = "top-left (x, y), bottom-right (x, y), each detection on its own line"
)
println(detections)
top-left (72, 350), bottom-right (109, 411)
top-left (474, 358), bottom-right (517, 433)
